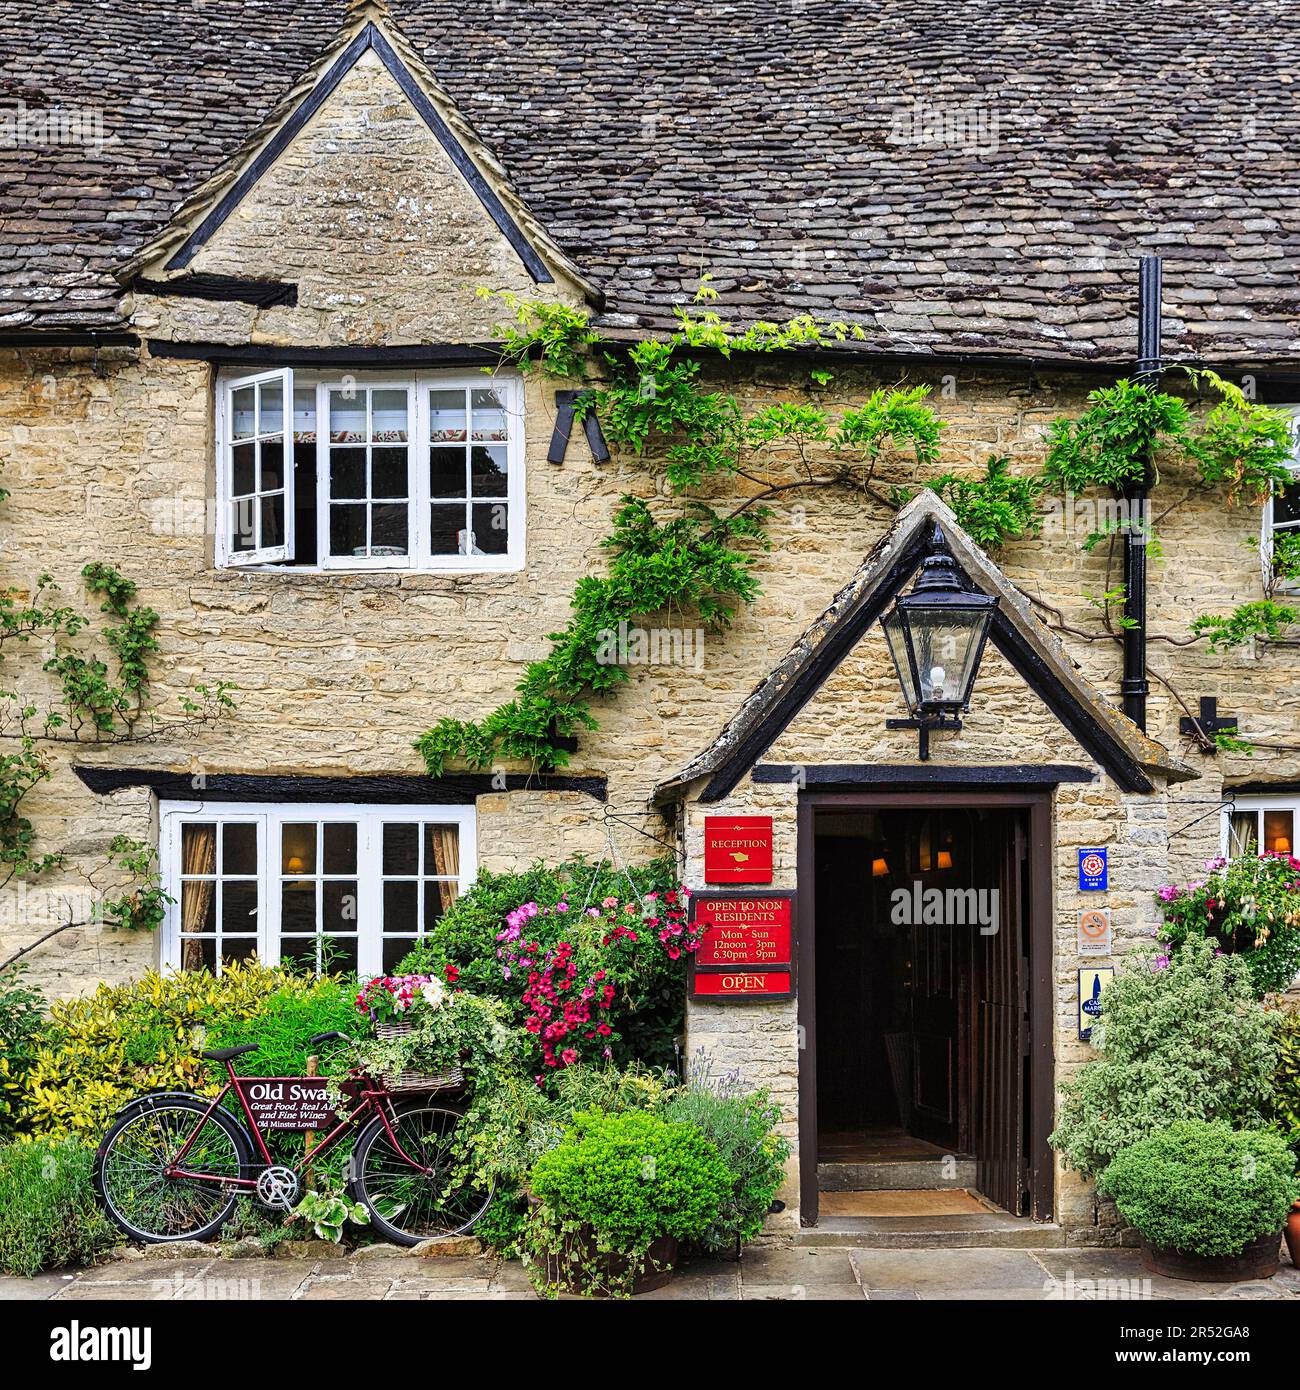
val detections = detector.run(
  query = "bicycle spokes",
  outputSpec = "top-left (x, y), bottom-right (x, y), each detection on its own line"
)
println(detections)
top-left (358, 1106), bottom-right (490, 1240)
top-left (99, 1105), bottom-right (243, 1242)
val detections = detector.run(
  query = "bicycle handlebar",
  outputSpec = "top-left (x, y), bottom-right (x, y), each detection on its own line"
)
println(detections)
top-left (308, 1031), bottom-right (353, 1047)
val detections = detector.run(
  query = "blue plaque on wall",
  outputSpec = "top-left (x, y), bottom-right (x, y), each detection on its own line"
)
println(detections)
top-left (1078, 847), bottom-right (1108, 892)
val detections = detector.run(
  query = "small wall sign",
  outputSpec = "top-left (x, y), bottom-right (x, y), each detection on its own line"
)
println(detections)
top-left (1078, 966), bottom-right (1115, 1041)
top-left (704, 816), bottom-right (774, 884)
top-left (238, 1078), bottom-right (340, 1132)
top-left (1076, 907), bottom-right (1112, 957)
top-left (689, 889), bottom-right (794, 1001)
top-left (692, 971), bottom-right (793, 999)
top-left (1078, 847), bottom-right (1108, 892)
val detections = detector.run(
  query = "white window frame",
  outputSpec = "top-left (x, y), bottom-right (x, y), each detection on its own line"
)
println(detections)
top-left (159, 801), bottom-right (478, 976)
top-left (215, 370), bottom-right (525, 574)
top-left (219, 368), bottom-right (295, 566)
top-left (1260, 405), bottom-right (1300, 593)
top-left (1221, 794), bottom-right (1300, 860)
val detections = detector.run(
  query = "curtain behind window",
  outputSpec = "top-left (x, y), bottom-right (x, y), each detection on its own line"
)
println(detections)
top-left (180, 824), bottom-right (217, 970)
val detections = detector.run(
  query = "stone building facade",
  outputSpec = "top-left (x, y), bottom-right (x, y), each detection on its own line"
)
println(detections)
top-left (2, 1), bottom-right (1299, 1243)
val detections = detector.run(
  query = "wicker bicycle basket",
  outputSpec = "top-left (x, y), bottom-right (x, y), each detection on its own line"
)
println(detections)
top-left (373, 1019), bottom-right (465, 1096)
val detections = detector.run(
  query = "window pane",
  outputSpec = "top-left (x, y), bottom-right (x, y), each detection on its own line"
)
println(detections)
top-left (281, 937), bottom-right (318, 975)
top-left (222, 880), bottom-right (259, 934)
top-left (231, 386), bottom-right (255, 440)
top-left (323, 822), bottom-right (357, 874)
top-left (1274, 484), bottom-right (1300, 528)
top-left (1264, 808), bottom-right (1294, 856)
top-left (383, 822), bottom-right (419, 875)
top-left (371, 390), bottom-right (408, 442)
top-left (232, 442), bottom-right (255, 498)
top-left (259, 380), bottom-right (283, 436)
top-left (430, 504), bottom-right (464, 555)
top-left (470, 446), bottom-right (508, 498)
top-left (260, 494), bottom-right (285, 549)
top-left (429, 390), bottom-right (467, 442)
top-left (329, 391), bottom-right (366, 442)
top-left (281, 881), bottom-right (317, 934)
top-left (384, 880), bottom-right (418, 932)
top-left (231, 498), bottom-right (255, 551)
top-left (424, 880), bottom-right (453, 930)
top-left (330, 448), bottom-right (366, 499)
top-left (471, 502), bottom-right (509, 555)
top-left (182, 823), bottom-right (218, 873)
top-left (319, 937), bottom-right (359, 976)
top-left (471, 387), bottom-right (508, 441)
top-left (430, 447), bottom-right (467, 498)
top-left (282, 824), bottom-right (317, 875)
top-left (323, 880), bottom-right (358, 932)
top-left (259, 438), bottom-right (284, 492)
top-left (371, 504), bottom-right (408, 554)
top-left (181, 880), bottom-right (216, 934)
top-left (222, 938), bottom-right (258, 969)
top-left (424, 824), bottom-right (460, 877)
top-left (371, 448), bottom-right (408, 499)
top-left (293, 386), bottom-right (316, 442)
top-left (180, 936), bottom-right (216, 972)
top-left (1228, 812), bottom-right (1258, 858)
top-left (383, 937), bottom-right (417, 972)
top-left (222, 823), bottom-right (257, 876)
top-left (330, 504), bottom-right (367, 557)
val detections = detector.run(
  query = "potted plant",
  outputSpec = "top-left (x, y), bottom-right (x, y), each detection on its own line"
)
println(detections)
top-left (524, 1109), bottom-right (732, 1297)
top-left (1098, 1120), bottom-right (1298, 1281)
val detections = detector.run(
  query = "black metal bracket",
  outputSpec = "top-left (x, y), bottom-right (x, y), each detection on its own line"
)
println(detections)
top-left (547, 389), bottom-right (610, 465)
top-left (885, 714), bottom-right (963, 761)
top-left (1178, 696), bottom-right (1238, 749)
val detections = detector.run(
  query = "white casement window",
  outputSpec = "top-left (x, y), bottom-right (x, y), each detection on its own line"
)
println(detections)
top-left (1222, 795), bottom-right (1299, 859)
top-left (159, 802), bottom-right (476, 976)
top-left (216, 371), bottom-right (524, 572)
top-left (1260, 407), bottom-right (1300, 591)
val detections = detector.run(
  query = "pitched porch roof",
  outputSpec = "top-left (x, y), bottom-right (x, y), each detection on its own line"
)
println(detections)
top-left (652, 490), bottom-right (1197, 804)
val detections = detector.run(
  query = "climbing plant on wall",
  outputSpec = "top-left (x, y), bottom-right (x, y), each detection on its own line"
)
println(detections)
top-left (0, 468), bottom-right (235, 970)
top-left (416, 286), bottom-right (1296, 775)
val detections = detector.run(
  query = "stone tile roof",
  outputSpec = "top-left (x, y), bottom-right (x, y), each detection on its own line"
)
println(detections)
top-left (2, 0), bottom-right (1298, 362)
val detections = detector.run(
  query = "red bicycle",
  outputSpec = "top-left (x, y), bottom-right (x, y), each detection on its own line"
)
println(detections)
top-left (92, 1033), bottom-right (493, 1247)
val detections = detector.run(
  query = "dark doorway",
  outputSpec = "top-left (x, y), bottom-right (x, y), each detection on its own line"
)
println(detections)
top-left (808, 801), bottom-right (1036, 1218)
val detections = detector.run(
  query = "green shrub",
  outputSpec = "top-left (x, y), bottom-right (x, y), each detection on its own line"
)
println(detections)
top-left (1268, 1005), bottom-right (1300, 1152)
top-left (527, 1109), bottom-right (732, 1296)
top-left (204, 974), bottom-right (357, 1076)
top-left (10, 962), bottom-right (355, 1141)
top-left (0, 1138), bottom-right (116, 1275)
top-left (1099, 1121), bottom-right (1298, 1258)
top-left (0, 966), bottom-right (46, 1137)
top-left (1050, 938), bottom-right (1278, 1177)
top-left (662, 1055), bottom-right (790, 1252)
top-left (398, 856), bottom-right (691, 1073)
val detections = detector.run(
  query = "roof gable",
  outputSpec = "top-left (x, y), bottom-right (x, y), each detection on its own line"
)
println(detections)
top-left (120, 10), bottom-right (597, 303)
top-left (653, 490), bottom-right (1197, 803)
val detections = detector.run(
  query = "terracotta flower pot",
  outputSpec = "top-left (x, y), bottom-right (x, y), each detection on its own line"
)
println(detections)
top-left (1285, 1200), bottom-right (1300, 1271)
top-left (543, 1230), bottom-right (678, 1297)
top-left (1139, 1229), bottom-right (1282, 1283)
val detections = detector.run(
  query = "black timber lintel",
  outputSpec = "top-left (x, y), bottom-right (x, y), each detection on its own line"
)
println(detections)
top-left (753, 763), bottom-right (1097, 789)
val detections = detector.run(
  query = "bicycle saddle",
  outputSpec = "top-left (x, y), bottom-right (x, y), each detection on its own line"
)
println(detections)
top-left (200, 1044), bottom-right (259, 1062)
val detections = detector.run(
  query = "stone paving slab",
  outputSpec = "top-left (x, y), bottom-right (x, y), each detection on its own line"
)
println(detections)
top-left (6, 1245), bottom-right (1298, 1301)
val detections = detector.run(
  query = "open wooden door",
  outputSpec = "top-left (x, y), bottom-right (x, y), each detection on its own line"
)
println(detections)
top-left (973, 813), bottom-right (1029, 1215)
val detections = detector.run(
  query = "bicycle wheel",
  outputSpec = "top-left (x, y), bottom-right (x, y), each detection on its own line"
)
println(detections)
top-left (94, 1094), bottom-right (253, 1244)
top-left (351, 1100), bottom-right (494, 1247)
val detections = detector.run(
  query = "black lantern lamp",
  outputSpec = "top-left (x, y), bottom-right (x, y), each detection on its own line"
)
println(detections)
top-left (882, 524), bottom-right (996, 760)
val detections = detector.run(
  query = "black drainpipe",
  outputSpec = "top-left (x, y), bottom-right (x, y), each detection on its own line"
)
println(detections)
top-left (1120, 254), bottom-right (1162, 732)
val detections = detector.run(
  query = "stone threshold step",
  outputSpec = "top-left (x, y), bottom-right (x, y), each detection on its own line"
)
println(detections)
top-left (797, 1216), bottom-right (1066, 1249)
top-left (818, 1159), bottom-right (978, 1191)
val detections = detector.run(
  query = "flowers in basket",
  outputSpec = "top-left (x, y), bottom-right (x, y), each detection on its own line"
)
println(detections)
top-left (333, 977), bottom-right (514, 1098)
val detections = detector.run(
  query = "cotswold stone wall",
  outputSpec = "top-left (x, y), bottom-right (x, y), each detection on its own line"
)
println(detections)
top-left (0, 339), bottom-right (1281, 994)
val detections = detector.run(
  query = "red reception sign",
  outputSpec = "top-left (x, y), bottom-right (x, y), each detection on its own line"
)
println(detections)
top-left (703, 816), bottom-right (774, 883)
top-left (692, 971), bottom-right (792, 999)
top-left (695, 895), bottom-right (792, 968)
